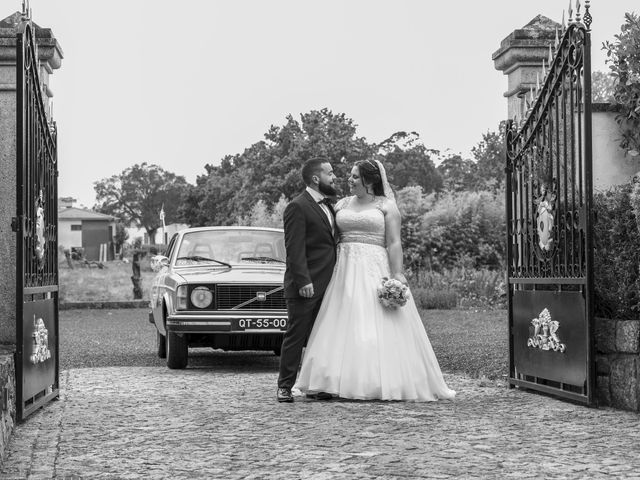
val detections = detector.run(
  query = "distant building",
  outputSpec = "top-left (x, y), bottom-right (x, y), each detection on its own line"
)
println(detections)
top-left (126, 223), bottom-right (189, 246)
top-left (58, 201), bottom-right (117, 261)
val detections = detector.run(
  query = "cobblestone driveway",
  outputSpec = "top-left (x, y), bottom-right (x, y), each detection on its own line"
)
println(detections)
top-left (1, 366), bottom-right (640, 479)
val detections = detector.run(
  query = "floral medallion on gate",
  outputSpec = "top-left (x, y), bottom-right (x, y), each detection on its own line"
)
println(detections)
top-left (533, 178), bottom-right (558, 259)
top-left (34, 190), bottom-right (45, 267)
top-left (527, 307), bottom-right (566, 353)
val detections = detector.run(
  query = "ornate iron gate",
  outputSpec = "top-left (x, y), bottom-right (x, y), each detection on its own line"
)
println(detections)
top-left (505, 12), bottom-right (594, 404)
top-left (14, 20), bottom-right (60, 420)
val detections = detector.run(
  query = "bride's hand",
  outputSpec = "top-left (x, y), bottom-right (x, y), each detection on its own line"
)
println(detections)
top-left (392, 273), bottom-right (408, 285)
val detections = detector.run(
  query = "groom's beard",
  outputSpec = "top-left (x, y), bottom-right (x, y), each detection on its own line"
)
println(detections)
top-left (319, 181), bottom-right (338, 197)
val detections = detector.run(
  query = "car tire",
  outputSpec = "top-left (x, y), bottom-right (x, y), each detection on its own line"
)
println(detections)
top-left (167, 331), bottom-right (188, 369)
top-left (156, 330), bottom-right (167, 359)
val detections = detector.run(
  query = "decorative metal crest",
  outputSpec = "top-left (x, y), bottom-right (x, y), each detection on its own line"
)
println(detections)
top-left (527, 308), bottom-right (566, 353)
top-left (30, 315), bottom-right (51, 364)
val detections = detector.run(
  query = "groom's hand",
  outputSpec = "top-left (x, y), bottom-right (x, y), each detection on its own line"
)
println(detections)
top-left (299, 283), bottom-right (314, 298)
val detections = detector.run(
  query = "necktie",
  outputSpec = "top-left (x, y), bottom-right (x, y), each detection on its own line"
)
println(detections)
top-left (318, 197), bottom-right (335, 214)
top-left (318, 198), bottom-right (335, 232)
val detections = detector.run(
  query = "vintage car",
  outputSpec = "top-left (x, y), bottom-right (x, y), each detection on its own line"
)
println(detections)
top-left (149, 226), bottom-right (288, 369)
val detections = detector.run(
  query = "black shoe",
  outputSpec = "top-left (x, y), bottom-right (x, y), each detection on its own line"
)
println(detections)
top-left (306, 391), bottom-right (333, 400)
top-left (277, 387), bottom-right (294, 403)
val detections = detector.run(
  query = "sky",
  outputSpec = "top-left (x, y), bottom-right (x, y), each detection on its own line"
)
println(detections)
top-left (15, 0), bottom-right (639, 208)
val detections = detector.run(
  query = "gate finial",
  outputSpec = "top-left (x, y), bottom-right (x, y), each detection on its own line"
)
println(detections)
top-left (562, 10), bottom-right (566, 32)
top-left (21, 0), bottom-right (31, 20)
top-left (555, 27), bottom-right (560, 48)
top-left (575, 0), bottom-right (582, 23)
top-left (568, 0), bottom-right (573, 24)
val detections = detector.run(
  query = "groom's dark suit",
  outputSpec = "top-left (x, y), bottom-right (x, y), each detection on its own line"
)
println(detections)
top-left (278, 190), bottom-right (337, 390)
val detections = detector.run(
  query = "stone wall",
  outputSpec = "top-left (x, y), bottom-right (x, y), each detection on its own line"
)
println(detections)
top-left (0, 347), bottom-right (16, 465)
top-left (595, 318), bottom-right (640, 410)
top-left (592, 104), bottom-right (640, 190)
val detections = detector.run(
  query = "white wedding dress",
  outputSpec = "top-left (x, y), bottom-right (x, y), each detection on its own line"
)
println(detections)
top-left (295, 196), bottom-right (456, 401)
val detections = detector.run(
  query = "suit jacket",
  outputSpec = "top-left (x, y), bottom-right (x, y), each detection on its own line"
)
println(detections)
top-left (283, 190), bottom-right (337, 299)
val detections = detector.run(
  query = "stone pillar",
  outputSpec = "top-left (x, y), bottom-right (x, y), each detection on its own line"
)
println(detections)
top-left (492, 15), bottom-right (560, 121)
top-left (0, 12), bottom-right (63, 344)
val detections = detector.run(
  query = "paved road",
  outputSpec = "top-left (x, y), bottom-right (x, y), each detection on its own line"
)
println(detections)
top-left (2, 367), bottom-right (640, 479)
top-left (1, 310), bottom-right (640, 479)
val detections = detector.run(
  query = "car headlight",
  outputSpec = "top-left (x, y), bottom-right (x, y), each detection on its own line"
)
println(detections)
top-left (190, 286), bottom-right (213, 309)
top-left (176, 285), bottom-right (188, 310)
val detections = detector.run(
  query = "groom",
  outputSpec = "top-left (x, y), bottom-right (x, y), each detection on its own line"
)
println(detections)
top-left (277, 157), bottom-right (338, 403)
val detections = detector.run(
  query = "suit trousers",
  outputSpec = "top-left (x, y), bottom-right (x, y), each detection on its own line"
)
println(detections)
top-left (277, 295), bottom-right (324, 389)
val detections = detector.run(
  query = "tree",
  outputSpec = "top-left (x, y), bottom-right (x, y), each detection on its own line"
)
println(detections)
top-left (378, 132), bottom-right (443, 194)
top-left (436, 154), bottom-right (478, 192)
top-left (471, 122), bottom-right (507, 191)
top-left (181, 109), bottom-right (376, 226)
top-left (113, 222), bottom-right (129, 259)
top-left (94, 163), bottom-right (190, 243)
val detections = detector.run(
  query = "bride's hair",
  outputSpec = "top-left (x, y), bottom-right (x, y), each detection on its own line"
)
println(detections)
top-left (355, 159), bottom-right (385, 196)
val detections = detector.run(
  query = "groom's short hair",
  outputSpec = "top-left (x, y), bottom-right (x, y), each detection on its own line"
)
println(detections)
top-left (301, 157), bottom-right (329, 186)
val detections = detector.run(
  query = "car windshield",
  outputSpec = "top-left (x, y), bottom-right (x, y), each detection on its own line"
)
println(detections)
top-left (174, 229), bottom-right (285, 266)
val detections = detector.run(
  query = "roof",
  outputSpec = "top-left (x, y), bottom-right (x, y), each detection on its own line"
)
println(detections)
top-left (58, 207), bottom-right (115, 221)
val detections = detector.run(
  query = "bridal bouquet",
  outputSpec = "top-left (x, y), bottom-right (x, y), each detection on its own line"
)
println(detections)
top-left (377, 277), bottom-right (410, 309)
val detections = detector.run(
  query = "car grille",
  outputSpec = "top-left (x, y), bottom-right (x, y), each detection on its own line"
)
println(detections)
top-left (216, 284), bottom-right (286, 310)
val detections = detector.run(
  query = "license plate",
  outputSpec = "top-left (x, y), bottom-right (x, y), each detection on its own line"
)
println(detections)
top-left (236, 318), bottom-right (287, 330)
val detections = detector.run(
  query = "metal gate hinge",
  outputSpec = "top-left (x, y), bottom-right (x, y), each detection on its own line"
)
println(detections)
top-left (11, 216), bottom-right (20, 232)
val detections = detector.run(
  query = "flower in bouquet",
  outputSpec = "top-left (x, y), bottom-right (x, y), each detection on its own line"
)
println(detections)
top-left (377, 277), bottom-right (410, 309)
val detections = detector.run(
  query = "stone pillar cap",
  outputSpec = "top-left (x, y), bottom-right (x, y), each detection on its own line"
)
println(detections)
top-left (0, 12), bottom-right (64, 72)
top-left (493, 14), bottom-right (561, 72)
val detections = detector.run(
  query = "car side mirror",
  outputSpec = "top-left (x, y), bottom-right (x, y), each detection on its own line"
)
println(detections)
top-left (151, 255), bottom-right (170, 272)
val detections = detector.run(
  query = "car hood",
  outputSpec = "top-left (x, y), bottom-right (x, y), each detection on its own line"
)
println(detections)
top-left (172, 264), bottom-right (285, 284)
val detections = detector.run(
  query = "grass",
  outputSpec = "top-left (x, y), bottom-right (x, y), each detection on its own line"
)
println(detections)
top-left (58, 262), bottom-right (509, 380)
top-left (59, 260), bottom-right (156, 303)
top-left (421, 308), bottom-right (508, 380)
top-left (59, 307), bottom-right (509, 380)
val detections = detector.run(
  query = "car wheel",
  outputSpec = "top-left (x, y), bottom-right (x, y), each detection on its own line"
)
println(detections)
top-left (167, 331), bottom-right (188, 369)
top-left (156, 330), bottom-right (166, 359)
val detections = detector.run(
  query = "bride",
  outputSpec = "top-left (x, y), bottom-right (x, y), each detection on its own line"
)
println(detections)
top-left (295, 159), bottom-right (456, 401)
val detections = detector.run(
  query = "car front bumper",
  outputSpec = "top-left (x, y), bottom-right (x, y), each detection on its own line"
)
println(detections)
top-left (166, 311), bottom-right (288, 334)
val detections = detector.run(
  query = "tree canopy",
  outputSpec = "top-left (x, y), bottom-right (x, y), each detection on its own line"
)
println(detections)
top-left (94, 163), bottom-right (189, 243)
top-left (181, 110), bottom-right (451, 227)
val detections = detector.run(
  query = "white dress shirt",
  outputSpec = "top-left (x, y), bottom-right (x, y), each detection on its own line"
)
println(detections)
top-left (306, 186), bottom-right (334, 232)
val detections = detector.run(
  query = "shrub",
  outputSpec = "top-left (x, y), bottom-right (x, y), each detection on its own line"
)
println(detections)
top-left (412, 288), bottom-right (458, 310)
top-left (418, 190), bottom-right (506, 271)
top-left (395, 186), bottom-right (435, 270)
top-left (603, 12), bottom-right (640, 157)
top-left (408, 267), bottom-right (506, 310)
top-left (593, 183), bottom-right (640, 319)
top-left (237, 195), bottom-right (287, 228)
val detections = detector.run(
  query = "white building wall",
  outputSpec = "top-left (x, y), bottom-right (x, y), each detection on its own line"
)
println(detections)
top-left (58, 219), bottom-right (83, 249)
top-left (125, 223), bottom-right (189, 245)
